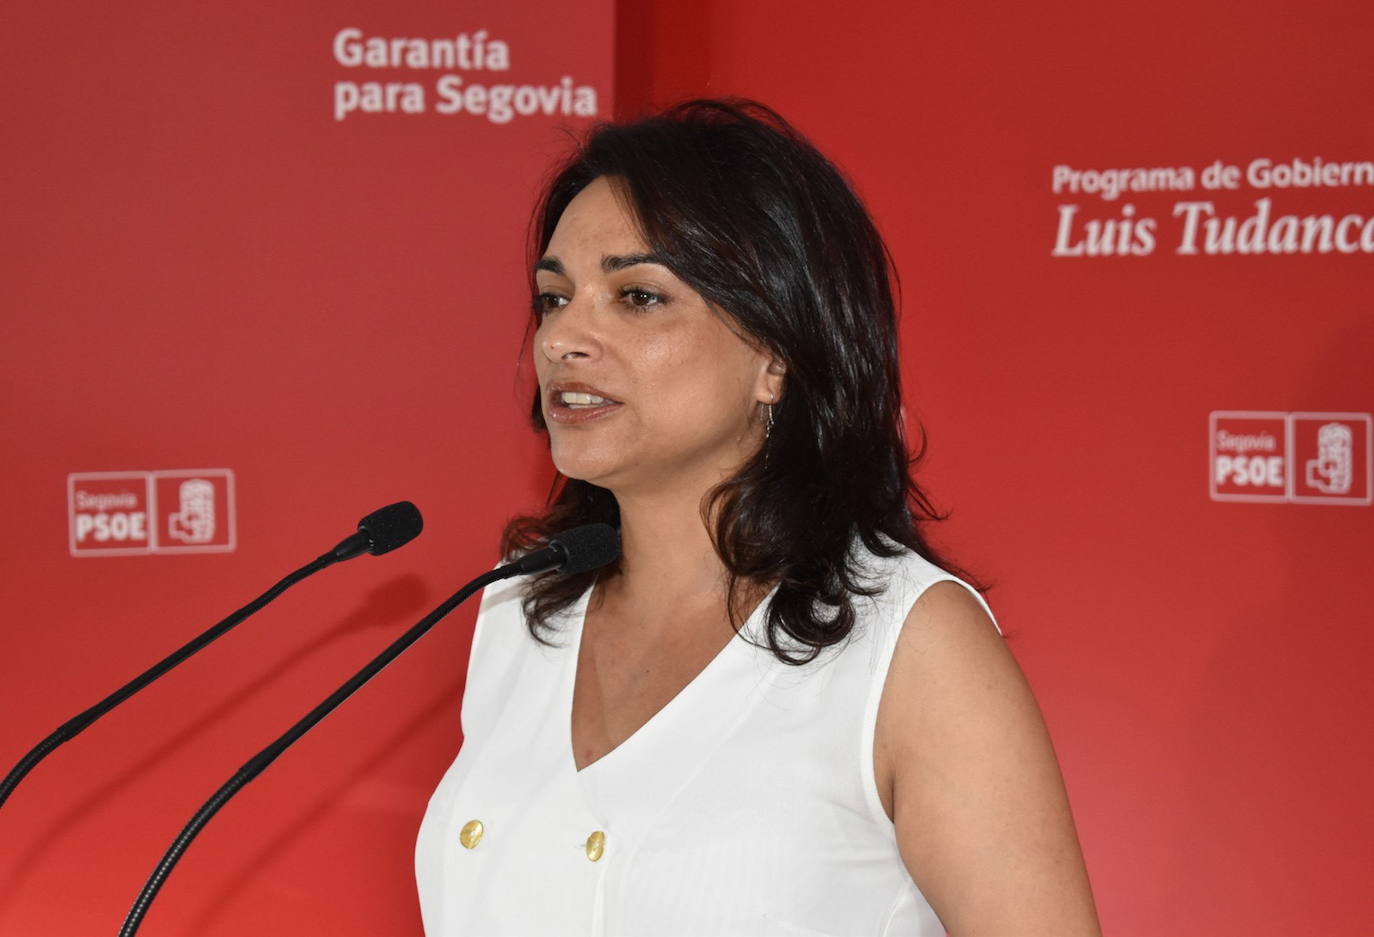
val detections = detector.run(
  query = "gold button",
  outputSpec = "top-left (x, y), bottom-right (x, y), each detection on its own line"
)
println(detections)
top-left (459, 819), bottom-right (484, 849)
top-left (584, 830), bottom-right (606, 862)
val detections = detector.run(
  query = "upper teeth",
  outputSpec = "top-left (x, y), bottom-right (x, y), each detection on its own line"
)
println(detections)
top-left (560, 391), bottom-right (611, 406)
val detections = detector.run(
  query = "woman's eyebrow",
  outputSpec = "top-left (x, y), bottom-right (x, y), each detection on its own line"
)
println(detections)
top-left (535, 252), bottom-right (667, 276)
top-left (602, 252), bottom-right (665, 272)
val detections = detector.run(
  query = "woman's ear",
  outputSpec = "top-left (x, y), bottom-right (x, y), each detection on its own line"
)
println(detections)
top-left (757, 355), bottom-right (787, 404)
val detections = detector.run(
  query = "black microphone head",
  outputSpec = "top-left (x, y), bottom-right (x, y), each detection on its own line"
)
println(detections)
top-left (357, 501), bottom-right (423, 556)
top-left (549, 523), bottom-right (620, 575)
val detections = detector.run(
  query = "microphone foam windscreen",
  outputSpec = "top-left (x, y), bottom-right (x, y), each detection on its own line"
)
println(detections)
top-left (359, 501), bottom-right (424, 556)
top-left (550, 523), bottom-right (620, 575)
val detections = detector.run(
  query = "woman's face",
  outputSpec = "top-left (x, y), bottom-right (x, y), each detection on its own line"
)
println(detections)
top-left (533, 176), bottom-right (777, 499)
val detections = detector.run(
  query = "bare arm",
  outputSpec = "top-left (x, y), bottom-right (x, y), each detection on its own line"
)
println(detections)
top-left (874, 581), bottom-right (1101, 936)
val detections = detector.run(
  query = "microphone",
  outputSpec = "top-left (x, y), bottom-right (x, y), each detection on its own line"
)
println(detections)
top-left (119, 523), bottom-right (619, 937)
top-left (330, 501), bottom-right (424, 562)
top-left (499, 522), bottom-right (621, 576)
top-left (0, 501), bottom-right (423, 812)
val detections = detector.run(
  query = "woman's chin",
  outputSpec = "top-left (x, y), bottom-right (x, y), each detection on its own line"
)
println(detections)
top-left (550, 451), bottom-right (624, 488)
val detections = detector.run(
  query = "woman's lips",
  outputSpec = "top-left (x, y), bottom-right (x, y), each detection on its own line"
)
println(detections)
top-left (545, 385), bottom-right (623, 424)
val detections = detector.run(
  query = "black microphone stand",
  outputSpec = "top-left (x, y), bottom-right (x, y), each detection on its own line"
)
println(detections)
top-left (0, 502), bottom-right (420, 813)
top-left (0, 553), bottom-right (332, 811)
top-left (118, 566), bottom-right (506, 937)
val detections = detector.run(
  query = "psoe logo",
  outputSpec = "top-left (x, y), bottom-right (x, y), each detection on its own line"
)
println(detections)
top-left (1209, 412), bottom-right (1371, 505)
top-left (153, 470), bottom-right (235, 552)
top-left (68, 469), bottom-right (236, 556)
top-left (1290, 414), bottom-right (1371, 505)
top-left (68, 472), bottom-right (153, 556)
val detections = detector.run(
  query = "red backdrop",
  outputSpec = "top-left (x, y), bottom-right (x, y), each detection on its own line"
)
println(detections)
top-left (1, 1), bottom-right (610, 934)
top-left (617, 2), bottom-right (1374, 936)
top-left (4, 1), bottom-right (1373, 936)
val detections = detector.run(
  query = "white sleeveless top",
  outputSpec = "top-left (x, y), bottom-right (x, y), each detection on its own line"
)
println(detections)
top-left (415, 545), bottom-right (997, 936)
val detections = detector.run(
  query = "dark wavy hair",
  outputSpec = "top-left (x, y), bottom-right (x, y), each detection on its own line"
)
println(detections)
top-left (501, 98), bottom-right (976, 664)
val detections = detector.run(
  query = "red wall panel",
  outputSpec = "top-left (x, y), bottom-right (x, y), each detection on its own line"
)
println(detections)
top-left (1, 2), bottom-right (611, 934)
top-left (617, 1), bottom-right (1373, 935)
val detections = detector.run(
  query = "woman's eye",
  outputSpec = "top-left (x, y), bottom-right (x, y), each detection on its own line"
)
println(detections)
top-left (533, 292), bottom-right (567, 317)
top-left (620, 287), bottom-right (664, 308)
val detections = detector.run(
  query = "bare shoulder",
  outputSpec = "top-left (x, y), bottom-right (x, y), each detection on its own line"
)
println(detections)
top-left (874, 580), bottom-right (1101, 936)
top-left (887, 578), bottom-right (1008, 675)
top-left (873, 580), bottom-right (1021, 821)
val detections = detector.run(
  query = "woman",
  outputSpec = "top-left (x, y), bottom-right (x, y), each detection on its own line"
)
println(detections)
top-left (416, 100), bottom-right (1100, 936)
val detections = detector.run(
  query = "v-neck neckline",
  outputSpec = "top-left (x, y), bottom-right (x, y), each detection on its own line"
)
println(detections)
top-left (563, 582), bottom-right (777, 777)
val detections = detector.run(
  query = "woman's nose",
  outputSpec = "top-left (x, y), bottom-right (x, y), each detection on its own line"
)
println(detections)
top-left (538, 297), bottom-right (601, 363)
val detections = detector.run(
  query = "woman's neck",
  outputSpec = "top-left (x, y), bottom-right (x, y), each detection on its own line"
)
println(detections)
top-left (607, 489), bottom-right (727, 611)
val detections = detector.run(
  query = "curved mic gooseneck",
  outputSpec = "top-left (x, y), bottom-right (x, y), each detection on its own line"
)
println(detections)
top-left (119, 522), bottom-right (619, 937)
top-left (0, 501), bottom-right (423, 813)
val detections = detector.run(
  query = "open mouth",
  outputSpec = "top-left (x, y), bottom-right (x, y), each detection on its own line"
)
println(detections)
top-left (558, 390), bottom-right (617, 408)
top-left (546, 386), bottom-right (623, 423)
